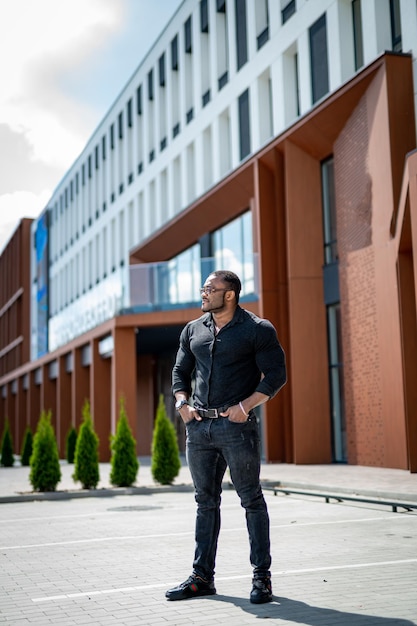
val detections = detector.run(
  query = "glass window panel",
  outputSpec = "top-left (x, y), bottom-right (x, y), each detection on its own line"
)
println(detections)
top-left (321, 157), bottom-right (338, 264)
top-left (309, 14), bottom-right (329, 103)
top-left (167, 244), bottom-right (201, 304)
top-left (352, 0), bottom-right (363, 70)
top-left (211, 210), bottom-right (254, 296)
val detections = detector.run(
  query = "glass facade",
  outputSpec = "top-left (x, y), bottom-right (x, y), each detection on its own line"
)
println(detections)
top-left (212, 210), bottom-right (255, 295)
top-left (321, 157), bottom-right (346, 463)
top-left (327, 304), bottom-right (346, 462)
top-left (127, 211), bottom-right (256, 311)
top-left (322, 158), bottom-right (338, 264)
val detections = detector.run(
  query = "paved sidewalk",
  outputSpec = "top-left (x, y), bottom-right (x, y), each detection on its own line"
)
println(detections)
top-left (1, 460), bottom-right (417, 625)
top-left (1, 476), bottom-right (416, 625)
top-left (1, 456), bottom-right (417, 503)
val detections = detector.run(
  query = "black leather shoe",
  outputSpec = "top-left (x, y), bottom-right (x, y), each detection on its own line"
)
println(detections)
top-left (165, 574), bottom-right (216, 601)
top-left (250, 576), bottom-right (272, 604)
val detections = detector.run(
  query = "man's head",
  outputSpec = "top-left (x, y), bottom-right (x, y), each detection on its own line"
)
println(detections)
top-left (200, 270), bottom-right (241, 313)
top-left (210, 270), bottom-right (241, 303)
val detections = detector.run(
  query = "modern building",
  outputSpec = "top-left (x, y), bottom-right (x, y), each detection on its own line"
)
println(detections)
top-left (1, 0), bottom-right (417, 470)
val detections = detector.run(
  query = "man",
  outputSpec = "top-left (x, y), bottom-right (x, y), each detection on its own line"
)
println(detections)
top-left (166, 270), bottom-right (286, 604)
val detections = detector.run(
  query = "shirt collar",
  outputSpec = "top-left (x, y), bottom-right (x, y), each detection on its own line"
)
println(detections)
top-left (203, 305), bottom-right (243, 330)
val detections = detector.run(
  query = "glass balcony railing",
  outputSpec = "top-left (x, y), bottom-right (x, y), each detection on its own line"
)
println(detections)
top-left (123, 253), bottom-right (259, 313)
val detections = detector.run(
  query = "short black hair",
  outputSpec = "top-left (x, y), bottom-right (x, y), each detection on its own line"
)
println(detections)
top-left (211, 270), bottom-right (241, 303)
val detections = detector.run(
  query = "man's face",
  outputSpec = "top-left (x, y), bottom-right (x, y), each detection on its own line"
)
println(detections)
top-left (200, 275), bottom-right (230, 313)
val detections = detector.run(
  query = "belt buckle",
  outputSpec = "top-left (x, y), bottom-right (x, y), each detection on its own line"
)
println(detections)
top-left (212, 408), bottom-right (219, 418)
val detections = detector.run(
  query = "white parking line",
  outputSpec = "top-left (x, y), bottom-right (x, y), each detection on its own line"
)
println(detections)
top-left (32, 558), bottom-right (417, 604)
top-left (0, 530), bottom-right (193, 550)
top-left (0, 514), bottom-right (408, 551)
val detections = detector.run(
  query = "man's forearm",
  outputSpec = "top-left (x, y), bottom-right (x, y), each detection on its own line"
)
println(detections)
top-left (239, 391), bottom-right (269, 416)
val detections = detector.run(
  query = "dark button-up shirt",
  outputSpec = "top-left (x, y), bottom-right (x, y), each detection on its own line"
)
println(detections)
top-left (172, 305), bottom-right (286, 409)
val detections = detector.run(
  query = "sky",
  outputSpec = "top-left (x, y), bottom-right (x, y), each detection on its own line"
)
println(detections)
top-left (0, 0), bottom-right (183, 253)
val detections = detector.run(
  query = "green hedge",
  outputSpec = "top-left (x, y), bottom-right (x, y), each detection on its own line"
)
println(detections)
top-left (29, 411), bottom-right (61, 491)
top-left (1, 419), bottom-right (14, 467)
top-left (110, 396), bottom-right (139, 487)
top-left (72, 400), bottom-right (100, 489)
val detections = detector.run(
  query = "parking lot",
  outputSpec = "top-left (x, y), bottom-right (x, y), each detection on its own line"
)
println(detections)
top-left (1, 484), bottom-right (416, 625)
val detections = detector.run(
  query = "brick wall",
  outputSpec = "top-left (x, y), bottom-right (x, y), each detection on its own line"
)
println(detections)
top-left (335, 97), bottom-right (385, 465)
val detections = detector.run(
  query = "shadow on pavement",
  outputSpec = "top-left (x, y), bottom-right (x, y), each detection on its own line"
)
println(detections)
top-left (206, 594), bottom-right (416, 625)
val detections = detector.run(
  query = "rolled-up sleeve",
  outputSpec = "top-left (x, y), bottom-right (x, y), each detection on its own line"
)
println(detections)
top-left (254, 320), bottom-right (287, 399)
top-left (172, 324), bottom-right (195, 396)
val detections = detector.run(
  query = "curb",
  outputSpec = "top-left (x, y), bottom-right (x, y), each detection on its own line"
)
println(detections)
top-left (262, 479), bottom-right (417, 504)
top-left (0, 483), bottom-right (196, 504)
top-left (2, 478), bottom-right (416, 506)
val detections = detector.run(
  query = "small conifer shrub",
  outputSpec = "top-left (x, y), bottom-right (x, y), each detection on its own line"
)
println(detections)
top-left (110, 395), bottom-right (139, 487)
top-left (20, 426), bottom-right (33, 466)
top-left (66, 426), bottom-right (77, 464)
top-left (29, 411), bottom-right (61, 491)
top-left (72, 400), bottom-right (100, 489)
top-left (151, 394), bottom-right (181, 485)
top-left (1, 419), bottom-right (14, 467)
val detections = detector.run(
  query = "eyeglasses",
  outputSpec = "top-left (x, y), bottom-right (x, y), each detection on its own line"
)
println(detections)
top-left (200, 286), bottom-right (229, 295)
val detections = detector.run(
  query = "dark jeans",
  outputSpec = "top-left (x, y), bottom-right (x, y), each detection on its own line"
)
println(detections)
top-left (185, 416), bottom-right (271, 581)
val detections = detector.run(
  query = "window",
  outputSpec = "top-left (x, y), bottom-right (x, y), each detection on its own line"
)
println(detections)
top-left (238, 89), bottom-right (250, 160)
top-left (200, 0), bottom-right (209, 32)
top-left (390, 0), bottom-right (402, 52)
top-left (212, 211), bottom-right (254, 297)
top-left (352, 0), bottom-right (363, 70)
top-left (102, 136), bottom-right (106, 160)
top-left (127, 98), bottom-right (132, 127)
top-left (171, 35), bottom-right (178, 70)
top-left (309, 14), bottom-right (329, 104)
top-left (136, 85), bottom-right (142, 114)
top-left (148, 69), bottom-right (154, 100)
top-left (217, 1), bottom-right (228, 89)
top-left (202, 90), bottom-right (211, 107)
top-left (159, 53), bottom-right (165, 87)
top-left (281, 0), bottom-right (295, 24)
top-left (118, 112), bottom-right (123, 140)
top-left (235, 0), bottom-right (248, 70)
top-left (95, 146), bottom-right (99, 170)
top-left (151, 212), bottom-right (256, 308)
top-left (167, 244), bottom-right (201, 305)
top-left (185, 16), bottom-right (192, 53)
top-left (256, 0), bottom-right (269, 50)
top-left (327, 304), bottom-right (346, 462)
top-left (110, 124), bottom-right (115, 150)
top-left (294, 52), bottom-right (300, 116)
top-left (218, 72), bottom-right (228, 90)
top-left (321, 157), bottom-right (345, 462)
top-left (321, 158), bottom-right (338, 264)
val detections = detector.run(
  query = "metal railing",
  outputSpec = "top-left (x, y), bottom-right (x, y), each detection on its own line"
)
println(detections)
top-left (125, 254), bottom-right (259, 313)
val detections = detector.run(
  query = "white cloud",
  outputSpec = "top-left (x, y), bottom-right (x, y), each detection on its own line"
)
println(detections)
top-left (0, 0), bottom-right (125, 170)
top-left (0, 190), bottom-right (52, 252)
top-left (0, 0), bottom-right (127, 253)
top-left (0, 0), bottom-right (183, 256)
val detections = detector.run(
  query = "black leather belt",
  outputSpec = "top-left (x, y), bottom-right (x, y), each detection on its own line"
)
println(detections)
top-left (195, 406), bottom-right (228, 418)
